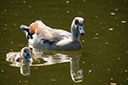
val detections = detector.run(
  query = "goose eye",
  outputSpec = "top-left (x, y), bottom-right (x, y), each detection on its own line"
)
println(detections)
top-left (24, 50), bottom-right (27, 53)
top-left (30, 48), bottom-right (32, 51)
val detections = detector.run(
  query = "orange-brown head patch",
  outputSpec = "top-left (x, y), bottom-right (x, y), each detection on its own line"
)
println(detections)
top-left (75, 19), bottom-right (79, 25)
top-left (29, 22), bottom-right (39, 34)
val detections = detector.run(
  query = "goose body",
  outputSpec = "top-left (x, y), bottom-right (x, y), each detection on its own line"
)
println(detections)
top-left (20, 17), bottom-right (85, 50)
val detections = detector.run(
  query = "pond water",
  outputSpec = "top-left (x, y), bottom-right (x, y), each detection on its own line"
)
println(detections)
top-left (0, 0), bottom-right (128, 85)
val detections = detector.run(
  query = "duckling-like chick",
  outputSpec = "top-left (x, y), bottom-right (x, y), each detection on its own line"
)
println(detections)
top-left (6, 47), bottom-right (38, 63)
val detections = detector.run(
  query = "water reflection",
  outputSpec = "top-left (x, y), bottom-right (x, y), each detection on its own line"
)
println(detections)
top-left (6, 47), bottom-right (84, 83)
top-left (20, 63), bottom-right (31, 76)
top-left (8, 62), bottom-right (31, 76)
top-left (70, 55), bottom-right (83, 83)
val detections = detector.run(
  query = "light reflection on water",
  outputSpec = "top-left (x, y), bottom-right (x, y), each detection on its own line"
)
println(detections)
top-left (6, 47), bottom-right (84, 83)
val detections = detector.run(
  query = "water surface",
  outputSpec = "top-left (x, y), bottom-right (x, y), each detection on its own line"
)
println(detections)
top-left (0, 0), bottom-right (128, 85)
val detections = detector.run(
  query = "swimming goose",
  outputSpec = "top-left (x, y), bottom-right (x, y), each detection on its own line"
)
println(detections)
top-left (6, 47), bottom-right (38, 63)
top-left (20, 17), bottom-right (85, 50)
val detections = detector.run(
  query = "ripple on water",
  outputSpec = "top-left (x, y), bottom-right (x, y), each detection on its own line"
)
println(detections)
top-left (107, 68), bottom-right (110, 71)
top-left (14, 23), bottom-right (17, 26)
top-left (10, 1), bottom-right (14, 4)
top-left (5, 24), bottom-right (7, 26)
top-left (50, 79), bottom-right (56, 81)
top-left (88, 70), bottom-right (92, 73)
top-left (82, 40), bottom-right (85, 43)
top-left (110, 77), bottom-right (114, 80)
top-left (110, 83), bottom-right (117, 85)
top-left (115, 17), bottom-right (118, 19)
top-left (95, 32), bottom-right (99, 36)
top-left (15, 14), bottom-right (18, 16)
top-left (121, 20), bottom-right (127, 24)
top-left (19, 80), bottom-right (21, 83)
top-left (109, 28), bottom-right (114, 31)
top-left (105, 42), bottom-right (109, 45)
top-left (4, 28), bottom-right (7, 31)
top-left (124, 0), bottom-right (127, 2)
top-left (66, 11), bottom-right (70, 13)
top-left (82, 61), bottom-right (85, 64)
top-left (125, 51), bottom-right (128, 54)
top-left (23, 0), bottom-right (26, 4)
top-left (125, 69), bottom-right (128, 72)
top-left (115, 8), bottom-right (118, 11)
top-left (23, 80), bottom-right (29, 83)
top-left (79, 11), bottom-right (82, 14)
top-left (1, 12), bottom-right (4, 15)
top-left (93, 36), bottom-right (99, 40)
top-left (66, 1), bottom-right (69, 4)
top-left (28, 5), bottom-right (32, 8)
top-left (118, 57), bottom-right (121, 60)
top-left (95, 16), bottom-right (98, 18)
top-left (110, 12), bottom-right (115, 16)
top-left (4, 9), bottom-right (7, 12)
top-left (1, 70), bottom-right (4, 73)
top-left (35, 67), bottom-right (38, 70)
top-left (32, 11), bottom-right (34, 14)
top-left (1, 38), bottom-right (4, 41)
top-left (83, 0), bottom-right (86, 2)
top-left (126, 78), bottom-right (128, 80)
top-left (10, 41), bottom-right (14, 44)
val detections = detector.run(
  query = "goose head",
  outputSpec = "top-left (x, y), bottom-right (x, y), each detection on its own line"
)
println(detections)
top-left (71, 17), bottom-right (85, 40)
top-left (21, 47), bottom-right (32, 63)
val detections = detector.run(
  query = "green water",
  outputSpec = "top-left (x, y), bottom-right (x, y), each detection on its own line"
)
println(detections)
top-left (0, 0), bottom-right (128, 85)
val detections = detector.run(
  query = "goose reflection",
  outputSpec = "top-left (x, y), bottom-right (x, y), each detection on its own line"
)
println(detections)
top-left (6, 47), bottom-right (39, 76)
top-left (20, 62), bottom-right (31, 76)
top-left (32, 47), bottom-right (84, 83)
top-left (6, 47), bottom-right (84, 83)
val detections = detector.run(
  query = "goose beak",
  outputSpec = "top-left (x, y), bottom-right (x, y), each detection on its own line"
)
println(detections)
top-left (27, 53), bottom-right (31, 58)
top-left (20, 25), bottom-right (29, 36)
top-left (20, 25), bottom-right (29, 31)
top-left (24, 54), bottom-right (31, 59)
top-left (23, 54), bottom-right (31, 63)
top-left (78, 25), bottom-right (85, 35)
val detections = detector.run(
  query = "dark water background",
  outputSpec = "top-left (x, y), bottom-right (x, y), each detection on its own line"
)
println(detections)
top-left (0, 0), bottom-right (128, 85)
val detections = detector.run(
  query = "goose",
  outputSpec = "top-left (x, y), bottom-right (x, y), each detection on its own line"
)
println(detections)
top-left (20, 17), bottom-right (85, 50)
top-left (6, 47), bottom-right (38, 63)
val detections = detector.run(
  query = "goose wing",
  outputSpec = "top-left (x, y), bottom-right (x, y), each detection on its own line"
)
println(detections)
top-left (36, 27), bottom-right (64, 44)
top-left (35, 20), bottom-right (72, 44)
